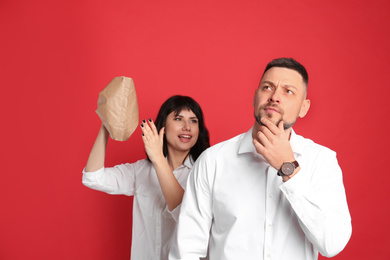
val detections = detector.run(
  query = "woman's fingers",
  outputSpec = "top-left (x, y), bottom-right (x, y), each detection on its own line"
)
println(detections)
top-left (159, 127), bottom-right (165, 142)
top-left (140, 118), bottom-right (162, 145)
top-left (140, 119), bottom-right (152, 138)
top-left (140, 118), bottom-right (164, 162)
top-left (148, 118), bottom-right (158, 135)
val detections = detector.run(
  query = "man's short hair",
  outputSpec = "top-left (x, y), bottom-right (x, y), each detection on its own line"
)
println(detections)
top-left (263, 58), bottom-right (308, 86)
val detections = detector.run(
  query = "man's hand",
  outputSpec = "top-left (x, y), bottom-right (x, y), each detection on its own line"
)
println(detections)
top-left (253, 117), bottom-right (295, 171)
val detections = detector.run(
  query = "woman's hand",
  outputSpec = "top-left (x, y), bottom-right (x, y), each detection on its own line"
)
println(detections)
top-left (142, 118), bottom-right (184, 211)
top-left (141, 119), bottom-right (165, 163)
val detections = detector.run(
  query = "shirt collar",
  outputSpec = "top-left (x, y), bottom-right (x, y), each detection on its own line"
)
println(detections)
top-left (289, 129), bottom-right (303, 156)
top-left (165, 155), bottom-right (194, 171)
top-left (238, 127), bottom-right (257, 155)
top-left (183, 155), bottom-right (194, 168)
top-left (238, 126), bottom-right (303, 156)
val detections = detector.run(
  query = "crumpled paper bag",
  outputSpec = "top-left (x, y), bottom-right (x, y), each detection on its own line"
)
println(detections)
top-left (96, 76), bottom-right (139, 141)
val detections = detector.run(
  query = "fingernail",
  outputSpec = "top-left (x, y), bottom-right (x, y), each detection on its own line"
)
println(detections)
top-left (141, 123), bottom-right (144, 127)
top-left (148, 118), bottom-right (152, 122)
top-left (142, 133), bottom-right (144, 136)
top-left (142, 119), bottom-right (146, 123)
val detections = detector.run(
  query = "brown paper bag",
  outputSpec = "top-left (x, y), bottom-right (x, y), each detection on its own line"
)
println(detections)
top-left (96, 76), bottom-right (139, 141)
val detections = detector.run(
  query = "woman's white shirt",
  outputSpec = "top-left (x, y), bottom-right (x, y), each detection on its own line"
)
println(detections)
top-left (82, 157), bottom-right (193, 260)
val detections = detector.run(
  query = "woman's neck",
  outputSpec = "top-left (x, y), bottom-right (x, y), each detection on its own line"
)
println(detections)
top-left (167, 149), bottom-right (189, 171)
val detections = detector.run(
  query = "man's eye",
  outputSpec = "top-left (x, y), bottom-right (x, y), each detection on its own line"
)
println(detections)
top-left (263, 86), bottom-right (272, 90)
top-left (286, 89), bottom-right (294, 94)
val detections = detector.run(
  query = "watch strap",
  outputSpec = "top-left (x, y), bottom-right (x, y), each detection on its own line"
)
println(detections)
top-left (292, 160), bottom-right (299, 168)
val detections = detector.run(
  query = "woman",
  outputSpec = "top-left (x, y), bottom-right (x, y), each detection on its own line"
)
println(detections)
top-left (82, 95), bottom-right (210, 260)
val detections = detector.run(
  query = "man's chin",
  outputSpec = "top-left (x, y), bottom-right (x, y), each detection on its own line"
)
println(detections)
top-left (254, 113), bottom-right (295, 130)
top-left (255, 113), bottom-right (280, 126)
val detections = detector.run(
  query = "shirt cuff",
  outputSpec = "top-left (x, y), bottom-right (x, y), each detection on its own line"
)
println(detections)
top-left (164, 204), bottom-right (181, 222)
top-left (82, 167), bottom-right (105, 185)
top-left (279, 169), bottom-right (311, 199)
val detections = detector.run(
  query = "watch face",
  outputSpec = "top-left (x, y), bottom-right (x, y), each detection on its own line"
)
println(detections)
top-left (281, 162), bottom-right (295, 175)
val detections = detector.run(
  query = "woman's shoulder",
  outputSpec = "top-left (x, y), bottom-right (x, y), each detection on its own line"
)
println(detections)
top-left (115, 158), bottom-right (152, 172)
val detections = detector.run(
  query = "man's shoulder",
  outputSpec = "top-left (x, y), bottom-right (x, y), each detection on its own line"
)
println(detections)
top-left (209, 132), bottom-right (246, 151)
top-left (294, 132), bottom-right (336, 156)
top-left (194, 132), bottom-right (246, 170)
top-left (199, 132), bottom-right (246, 160)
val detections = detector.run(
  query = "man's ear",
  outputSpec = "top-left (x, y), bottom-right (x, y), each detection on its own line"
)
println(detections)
top-left (299, 99), bottom-right (310, 118)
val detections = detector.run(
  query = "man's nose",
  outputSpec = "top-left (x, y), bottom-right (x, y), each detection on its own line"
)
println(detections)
top-left (269, 89), bottom-right (281, 103)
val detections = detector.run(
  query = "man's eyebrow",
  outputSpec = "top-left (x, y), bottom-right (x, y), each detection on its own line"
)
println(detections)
top-left (261, 80), bottom-right (297, 90)
top-left (283, 84), bottom-right (298, 90)
top-left (261, 80), bottom-right (275, 86)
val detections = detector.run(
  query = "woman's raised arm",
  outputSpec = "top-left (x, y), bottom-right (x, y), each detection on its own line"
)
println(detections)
top-left (85, 124), bottom-right (109, 172)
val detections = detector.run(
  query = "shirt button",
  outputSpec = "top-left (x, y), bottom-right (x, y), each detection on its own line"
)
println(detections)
top-left (269, 194), bottom-right (273, 198)
top-left (268, 223), bottom-right (273, 227)
top-left (286, 190), bottom-right (291, 195)
top-left (267, 253), bottom-right (272, 258)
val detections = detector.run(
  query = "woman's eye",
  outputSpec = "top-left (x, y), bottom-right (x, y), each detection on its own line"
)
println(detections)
top-left (191, 120), bottom-right (198, 124)
top-left (174, 117), bottom-right (181, 121)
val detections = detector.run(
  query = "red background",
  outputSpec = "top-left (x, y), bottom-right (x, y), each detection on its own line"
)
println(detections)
top-left (1, 0), bottom-right (389, 259)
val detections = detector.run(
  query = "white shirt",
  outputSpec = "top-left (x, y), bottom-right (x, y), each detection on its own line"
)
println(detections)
top-left (82, 157), bottom-right (193, 260)
top-left (169, 128), bottom-right (352, 260)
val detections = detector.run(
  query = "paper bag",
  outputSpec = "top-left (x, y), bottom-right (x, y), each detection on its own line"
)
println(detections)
top-left (96, 76), bottom-right (139, 141)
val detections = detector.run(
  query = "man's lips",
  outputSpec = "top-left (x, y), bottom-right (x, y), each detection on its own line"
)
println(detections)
top-left (264, 106), bottom-right (280, 113)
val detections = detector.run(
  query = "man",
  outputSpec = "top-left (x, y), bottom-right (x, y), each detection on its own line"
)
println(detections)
top-left (169, 58), bottom-right (352, 260)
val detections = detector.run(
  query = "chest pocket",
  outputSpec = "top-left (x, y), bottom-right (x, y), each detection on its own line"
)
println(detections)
top-left (136, 184), bottom-right (164, 217)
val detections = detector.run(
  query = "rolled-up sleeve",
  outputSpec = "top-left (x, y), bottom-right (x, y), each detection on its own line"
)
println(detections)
top-left (82, 163), bottom-right (137, 196)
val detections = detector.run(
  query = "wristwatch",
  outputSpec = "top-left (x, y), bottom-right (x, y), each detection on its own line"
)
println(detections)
top-left (277, 160), bottom-right (299, 176)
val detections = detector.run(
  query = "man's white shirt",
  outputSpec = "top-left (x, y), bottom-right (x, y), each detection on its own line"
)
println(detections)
top-left (170, 128), bottom-right (351, 260)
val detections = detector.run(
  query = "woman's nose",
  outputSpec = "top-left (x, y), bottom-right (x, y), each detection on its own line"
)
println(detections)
top-left (182, 121), bottom-right (190, 131)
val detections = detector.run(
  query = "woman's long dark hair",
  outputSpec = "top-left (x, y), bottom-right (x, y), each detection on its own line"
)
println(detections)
top-left (149, 95), bottom-right (210, 163)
